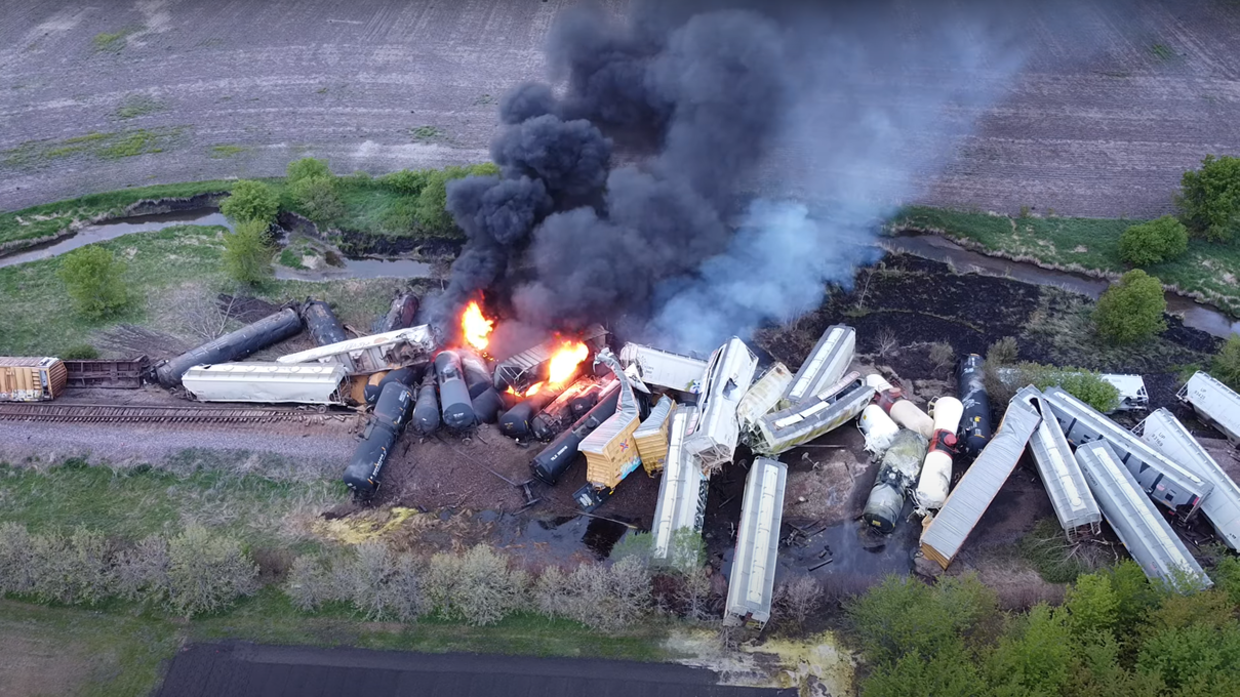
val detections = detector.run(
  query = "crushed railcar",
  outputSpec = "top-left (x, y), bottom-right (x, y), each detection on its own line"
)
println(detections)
top-left (1178, 371), bottom-right (1240, 445)
top-left (576, 349), bottom-right (643, 509)
top-left (650, 406), bottom-right (707, 566)
top-left (1020, 387), bottom-right (1102, 538)
top-left (618, 342), bottom-right (707, 394)
top-left (1074, 440), bottom-right (1211, 592)
top-left (182, 363), bottom-right (350, 405)
top-left (157, 308), bottom-right (303, 387)
top-left (1135, 408), bottom-right (1240, 551)
top-left (63, 357), bottom-right (148, 389)
top-left (0, 357), bottom-right (68, 402)
top-left (724, 456), bottom-right (788, 628)
top-left (921, 396), bottom-right (1042, 570)
top-left (634, 395), bottom-right (675, 475)
top-left (1042, 386), bottom-right (1211, 520)
top-left (493, 326), bottom-right (606, 393)
top-left (683, 337), bottom-right (758, 471)
top-left (750, 373), bottom-right (874, 457)
top-left (781, 324), bottom-right (854, 407)
top-left (736, 362), bottom-right (793, 433)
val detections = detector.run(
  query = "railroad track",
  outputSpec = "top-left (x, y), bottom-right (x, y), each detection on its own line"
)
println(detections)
top-left (0, 402), bottom-right (343, 425)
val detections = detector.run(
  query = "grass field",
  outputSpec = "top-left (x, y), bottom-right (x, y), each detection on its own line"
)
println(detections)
top-left (0, 224), bottom-right (410, 356)
top-left (895, 206), bottom-right (1240, 315)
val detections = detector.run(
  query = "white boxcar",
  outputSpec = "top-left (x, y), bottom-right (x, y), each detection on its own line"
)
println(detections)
top-left (725, 456), bottom-right (787, 627)
top-left (736, 362), bottom-right (793, 432)
top-left (650, 406), bottom-right (708, 565)
top-left (182, 362), bottom-right (349, 405)
top-left (751, 374), bottom-right (875, 457)
top-left (1178, 371), bottom-right (1240, 444)
top-left (1074, 441), bottom-right (1211, 591)
top-left (1018, 387), bottom-right (1102, 538)
top-left (618, 342), bottom-right (707, 394)
top-left (782, 325), bottom-right (855, 406)
top-left (684, 337), bottom-right (758, 471)
top-left (1135, 408), bottom-right (1240, 551)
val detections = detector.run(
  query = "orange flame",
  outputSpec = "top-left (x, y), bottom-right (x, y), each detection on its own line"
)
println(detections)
top-left (461, 301), bottom-right (493, 353)
top-left (525, 382), bottom-right (544, 397)
top-left (547, 341), bottom-right (589, 387)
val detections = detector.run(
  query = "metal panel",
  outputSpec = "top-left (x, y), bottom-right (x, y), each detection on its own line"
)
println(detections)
top-left (1075, 441), bottom-right (1211, 591)
top-left (618, 342), bottom-right (707, 394)
top-left (182, 362), bottom-right (347, 405)
top-left (684, 338), bottom-right (758, 470)
top-left (751, 376), bottom-right (874, 456)
top-left (277, 325), bottom-right (434, 367)
top-left (1136, 408), bottom-right (1240, 551)
top-left (921, 397), bottom-right (1042, 570)
top-left (0, 357), bottom-right (66, 402)
top-left (580, 349), bottom-right (643, 489)
top-left (782, 325), bottom-right (855, 405)
top-left (725, 457), bottom-right (787, 626)
top-left (651, 407), bottom-right (707, 563)
top-left (736, 362), bottom-right (792, 432)
top-left (1018, 387), bottom-right (1102, 536)
top-left (63, 357), bottom-right (148, 389)
top-left (1178, 371), bottom-right (1240, 444)
top-left (1043, 386), bottom-right (1211, 519)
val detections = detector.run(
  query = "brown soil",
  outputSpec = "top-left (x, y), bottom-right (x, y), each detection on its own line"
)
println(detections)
top-left (0, 630), bottom-right (92, 697)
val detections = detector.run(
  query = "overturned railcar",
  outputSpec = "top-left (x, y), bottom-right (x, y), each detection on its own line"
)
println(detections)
top-left (724, 457), bottom-right (788, 628)
top-left (182, 363), bottom-right (349, 405)
top-left (530, 381), bottom-right (621, 485)
top-left (634, 395), bottom-right (675, 475)
top-left (651, 406), bottom-right (707, 565)
top-left (683, 337), bottom-right (758, 471)
top-left (531, 377), bottom-right (601, 442)
top-left (750, 373), bottom-right (875, 457)
top-left (1020, 387), bottom-right (1102, 538)
top-left (0, 357), bottom-right (68, 402)
top-left (1074, 441), bottom-right (1211, 592)
top-left (577, 350), bottom-right (644, 508)
top-left (493, 326), bottom-right (605, 393)
top-left (618, 342), bottom-right (707, 394)
top-left (277, 325), bottom-right (435, 367)
top-left (1178, 371), bottom-right (1240, 445)
top-left (781, 324), bottom-right (854, 407)
top-left (1042, 386), bottom-right (1211, 520)
top-left (921, 397), bottom-right (1042, 570)
top-left (1135, 408), bottom-right (1240, 551)
top-left (157, 308), bottom-right (303, 387)
top-left (958, 355), bottom-right (992, 453)
top-left (862, 429), bottom-right (929, 533)
top-left (434, 350), bottom-right (476, 430)
top-left (343, 381), bottom-right (415, 497)
top-left (736, 362), bottom-right (793, 433)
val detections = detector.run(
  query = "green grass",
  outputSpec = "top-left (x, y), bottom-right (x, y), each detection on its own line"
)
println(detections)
top-left (1017, 518), bottom-right (1097, 584)
top-left (0, 224), bottom-right (416, 355)
top-left (1150, 43), bottom-right (1175, 61)
top-left (895, 206), bottom-right (1240, 316)
top-left (209, 144), bottom-right (246, 159)
top-left (410, 125), bottom-right (447, 143)
top-left (278, 247), bottom-right (308, 269)
top-left (92, 28), bottom-right (137, 53)
top-left (113, 94), bottom-right (164, 120)
top-left (2, 127), bottom-right (188, 170)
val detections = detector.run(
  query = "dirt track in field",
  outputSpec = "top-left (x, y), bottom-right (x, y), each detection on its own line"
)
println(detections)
top-left (2, 0), bottom-right (1239, 218)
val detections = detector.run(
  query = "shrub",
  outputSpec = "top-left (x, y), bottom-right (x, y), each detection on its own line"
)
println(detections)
top-left (862, 639), bottom-right (988, 697)
top-left (425, 545), bottom-right (527, 626)
top-left (0, 522), bottom-right (36, 595)
top-left (1016, 363), bottom-right (1121, 413)
top-left (1118, 216), bottom-right (1189, 266)
top-left (61, 344), bottom-right (99, 360)
top-left (286, 157), bottom-right (332, 183)
top-left (776, 576), bottom-right (823, 630)
top-left (220, 180), bottom-right (279, 223)
top-left (846, 573), bottom-right (997, 665)
top-left (285, 553), bottom-right (341, 612)
top-left (27, 527), bottom-right (113, 605)
top-left (1064, 573), bottom-right (1118, 637)
top-left (986, 336), bottom-right (1019, 367)
top-left (166, 525), bottom-right (259, 617)
top-left (340, 542), bottom-right (425, 622)
top-left (1094, 269), bottom-right (1167, 344)
top-left (1175, 154), bottom-right (1240, 242)
top-left (984, 603), bottom-right (1073, 696)
top-left (289, 174), bottom-right (344, 225)
top-left (57, 246), bottom-right (128, 318)
top-left (929, 342), bottom-right (955, 375)
top-left (535, 558), bottom-right (652, 630)
top-left (221, 219), bottom-right (274, 285)
top-left (1211, 336), bottom-right (1240, 391)
top-left (378, 169), bottom-right (429, 195)
top-left (415, 163), bottom-right (499, 234)
top-left (112, 535), bottom-right (171, 604)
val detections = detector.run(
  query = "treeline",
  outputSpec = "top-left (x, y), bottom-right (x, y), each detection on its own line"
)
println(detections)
top-left (846, 559), bottom-right (1240, 697)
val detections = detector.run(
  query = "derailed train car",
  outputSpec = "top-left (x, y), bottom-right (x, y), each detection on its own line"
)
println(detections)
top-left (1020, 387), bottom-right (1102, 538)
top-left (157, 308), bottom-right (303, 387)
top-left (651, 406), bottom-right (705, 565)
top-left (781, 324), bottom-right (854, 407)
top-left (725, 457), bottom-right (788, 628)
top-left (576, 350), bottom-right (644, 510)
top-left (683, 337), bottom-right (758, 470)
top-left (750, 373), bottom-right (875, 457)
top-left (0, 357), bottom-right (68, 402)
top-left (182, 362), bottom-right (349, 405)
top-left (618, 342), bottom-right (707, 394)
top-left (343, 381), bottom-right (415, 496)
top-left (1178, 371), bottom-right (1240, 445)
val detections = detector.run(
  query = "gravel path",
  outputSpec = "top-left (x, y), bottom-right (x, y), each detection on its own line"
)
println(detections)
top-left (1, 1), bottom-right (1238, 218)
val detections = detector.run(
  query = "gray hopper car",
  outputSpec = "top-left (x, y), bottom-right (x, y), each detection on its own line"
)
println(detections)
top-left (782, 324), bottom-right (854, 406)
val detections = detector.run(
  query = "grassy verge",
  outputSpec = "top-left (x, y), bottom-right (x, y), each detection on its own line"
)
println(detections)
top-left (895, 206), bottom-right (1240, 316)
top-left (0, 224), bottom-right (411, 355)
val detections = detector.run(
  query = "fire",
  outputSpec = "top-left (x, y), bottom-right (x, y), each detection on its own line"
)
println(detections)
top-left (547, 341), bottom-right (589, 386)
top-left (461, 301), bottom-right (493, 353)
top-left (525, 382), bottom-right (543, 397)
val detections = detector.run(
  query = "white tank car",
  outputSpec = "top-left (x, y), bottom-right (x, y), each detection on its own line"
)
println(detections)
top-left (914, 396), bottom-right (964, 512)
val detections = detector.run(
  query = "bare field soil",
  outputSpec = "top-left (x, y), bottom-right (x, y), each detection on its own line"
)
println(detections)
top-left (2, 1), bottom-right (1239, 217)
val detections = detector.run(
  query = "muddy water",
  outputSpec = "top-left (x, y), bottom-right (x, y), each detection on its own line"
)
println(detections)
top-left (491, 512), bottom-right (632, 564)
top-left (0, 208), bottom-right (436, 280)
top-left (886, 233), bottom-right (1240, 338)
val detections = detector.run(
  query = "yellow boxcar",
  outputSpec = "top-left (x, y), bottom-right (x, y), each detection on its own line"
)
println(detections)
top-left (0, 357), bottom-right (68, 402)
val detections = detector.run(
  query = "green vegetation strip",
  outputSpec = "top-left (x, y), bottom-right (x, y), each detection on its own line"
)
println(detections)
top-left (895, 206), bottom-right (1240, 316)
top-left (2, 127), bottom-right (188, 171)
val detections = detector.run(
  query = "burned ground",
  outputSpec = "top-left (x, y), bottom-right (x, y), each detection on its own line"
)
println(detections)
top-left (2, 1), bottom-right (1239, 218)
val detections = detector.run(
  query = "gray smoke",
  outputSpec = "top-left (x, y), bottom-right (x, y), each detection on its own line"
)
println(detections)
top-left (433, 0), bottom-right (1090, 352)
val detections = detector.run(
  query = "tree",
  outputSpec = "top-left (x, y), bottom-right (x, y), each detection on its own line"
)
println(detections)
top-left (57, 246), bottom-right (128, 318)
top-left (286, 157), bottom-right (332, 183)
top-left (1211, 336), bottom-right (1240, 391)
top-left (289, 174), bottom-right (344, 225)
top-left (415, 163), bottom-right (500, 235)
top-left (1118, 216), bottom-right (1189, 266)
top-left (425, 545), bottom-right (527, 626)
top-left (1176, 154), bottom-right (1240, 242)
top-left (862, 639), bottom-right (989, 697)
top-left (221, 219), bottom-right (274, 285)
top-left (1064, 573), bottom-right (1118, 637)
top-left (220, 180), bottom-right (279, 223)
top-left (166, 524), bottom-right (259, 617)
top-left (1093, 269), bottom-right (1166, 344)
top-left (846, 573), bottom-right (997, 665)
top-left (984, 604), bottom-right (1073, 697)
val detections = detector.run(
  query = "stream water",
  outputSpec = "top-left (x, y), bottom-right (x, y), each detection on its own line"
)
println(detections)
top-left (2, 207), bottom-right (1234, 336)
top-left (0, 208), bottom-right (436, 280)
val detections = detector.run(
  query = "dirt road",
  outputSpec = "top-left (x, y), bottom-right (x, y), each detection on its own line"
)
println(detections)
top-left (157, 642), bottom-right (797, 697)
top-left (2, 1), bottom-right (1238, 218)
